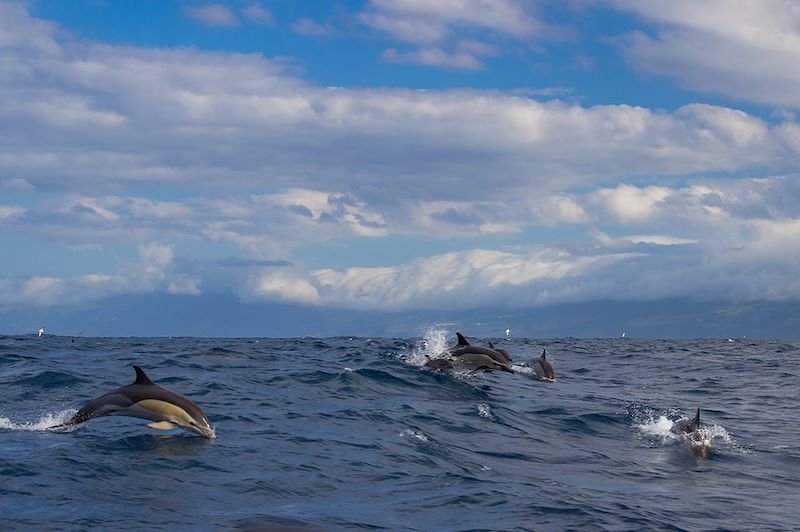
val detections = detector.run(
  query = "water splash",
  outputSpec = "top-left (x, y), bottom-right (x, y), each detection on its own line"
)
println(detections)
top-left (477, 403), bottom-right (493, 420)
top-left (399, 429), bottom-right (429, 442)
top-left (403, 325), bottom-right (453, 367)
top-left (636, 413), bottom-right (749, 455)
top-left (0, 410), bottom-right (75, 432)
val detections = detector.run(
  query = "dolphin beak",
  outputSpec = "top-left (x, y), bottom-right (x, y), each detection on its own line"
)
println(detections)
top-left (189, 421), bottom-right (216, 439)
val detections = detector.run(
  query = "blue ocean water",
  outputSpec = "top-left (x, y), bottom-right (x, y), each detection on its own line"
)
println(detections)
top-left (1, 331), bottom-right (799, 531)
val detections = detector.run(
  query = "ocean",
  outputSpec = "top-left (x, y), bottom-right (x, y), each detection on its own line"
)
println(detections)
top-left (1, 331), bottom-right (798, 531)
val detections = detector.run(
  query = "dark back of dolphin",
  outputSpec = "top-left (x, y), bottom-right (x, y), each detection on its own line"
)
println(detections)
top-left (487, 342), bottom-right (511, 362)
top-left (671, 408), bottom-right (701, 434)
top-left (439, 332), bottom-right (473, 357)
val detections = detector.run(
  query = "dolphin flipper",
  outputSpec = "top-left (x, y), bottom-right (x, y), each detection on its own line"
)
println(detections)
top-left (147, 421), bottom-right (178, 430)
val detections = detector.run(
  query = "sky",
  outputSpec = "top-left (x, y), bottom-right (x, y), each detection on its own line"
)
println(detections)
top-left (2, 1), bottom-right (800, 332)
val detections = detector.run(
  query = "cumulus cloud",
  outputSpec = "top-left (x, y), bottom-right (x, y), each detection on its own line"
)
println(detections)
top-left (381, 47), bottom-right (484, 69)
top-left (0, 241), bottom-right (199, 306)
top-left (183, 4), bottom-right (239, 27)
top-left (291, 18), bottom-right (337, 37)
top-left (242, 3), bottom-right (273, 26)
top-left (613, 0), bottom-right (800, 108)
top-left (0, 177), bottom-right (35, 192)
top-left (359, 0), bottom-right (564, 69)
top-left (2, 6), bottom-right (799, 205)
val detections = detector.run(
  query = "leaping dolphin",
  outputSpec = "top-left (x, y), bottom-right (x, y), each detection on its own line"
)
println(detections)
top-left (49, 366), bottom-right (215, 439)
top-left (526, 348), bottom-right (555, 381)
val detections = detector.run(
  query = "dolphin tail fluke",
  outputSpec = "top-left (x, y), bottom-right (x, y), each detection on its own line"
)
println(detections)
top-left (456, 332), bottom-right (470, 346)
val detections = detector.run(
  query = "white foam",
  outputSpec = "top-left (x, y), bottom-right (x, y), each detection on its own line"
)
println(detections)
top-left (477, 403), bottom-right (493, 419)
top-left (512, 364), bottom-right (535, 376)
top-left (0, 410), bottom-right (75, 432)
top-left (638, 415), bottom-right (675, 438)
top-left (636, 413), bottom-right (749, 454)
top-left (399, 429), bottom-right (429, 442)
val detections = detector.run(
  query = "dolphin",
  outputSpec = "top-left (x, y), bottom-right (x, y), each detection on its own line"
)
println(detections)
top-left (440, 332), bottom-right (470, 356)
top-left (487, 341), bottom-right (511, 362)
top-left (526, 348), bottom-right (555, 381)
top-left (49, 366), bottom-right (215, 439)
top-left (670, 408), bottom-right (701, 435)
top-left (423, 355), bottom-right (454, 373)
top-left (451, 345), bottom-right (510, 366)
top-left (670, 408), bottom-right (710, 457)
top-left (453, 352), bottom-right (515, 374)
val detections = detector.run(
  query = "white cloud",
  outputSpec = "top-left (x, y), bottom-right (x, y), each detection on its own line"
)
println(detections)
top-left (362, 0), bottom-right (544, 42)
top-left (291, 18), bottom-right (337, 37)
top-left (613, 0), bottom-right (800, 108)
top-left (0, 240), bottom-right (202, 306)
top-left (168, 274), bottom-right (203, 295)
top-left (359, 0), bottom-right (559, 69)
top-left (0, 205), bottom-right (25, 219)
top-left (591, 184), bottom-right (671, 223)
top-left (245, 268), bottom-right (321, 305)
top-left (183, 4), bottom-right (239, 27)
top-left (242, 3), bottom-right (273, 26)
top-left (381, 47), bottom-right (484, 69)
top-left (0, 177), bottom-right (36, 192)
top-left (2, 6), bottom-right (798, 203)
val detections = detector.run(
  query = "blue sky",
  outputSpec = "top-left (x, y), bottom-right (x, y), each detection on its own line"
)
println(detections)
top-left (2, 1), bottom-right (800, 322)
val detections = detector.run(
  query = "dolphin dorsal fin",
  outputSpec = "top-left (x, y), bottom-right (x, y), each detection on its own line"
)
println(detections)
top-left (488, 341), bottom-right (495, 348)
top-left (456, 332), bottom-right (470, 346)
top-left (541, 348), bottom-right (546, 359)
top-left (694, 408), bottom-right (700, 426)
top-left (133, 365), bottom-right (154, 385)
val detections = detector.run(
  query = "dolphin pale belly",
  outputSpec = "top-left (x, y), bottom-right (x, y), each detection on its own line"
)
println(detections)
top-left (50, 366), bottom-right (215, 439)
top-left (453, 352), bottom-right (515, 374)
top-left (451, 345), bottom-right (510, 366)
